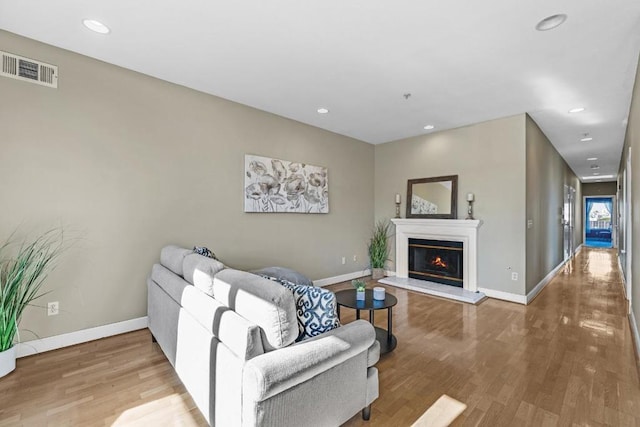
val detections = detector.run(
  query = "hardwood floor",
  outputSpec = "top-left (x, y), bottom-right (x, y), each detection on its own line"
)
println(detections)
top-left (0, 329), bottom-right (208, 426)
top-left (338, 248), bottom-right (640, 427)
top-left (1, 247), bottom-right (638, 426)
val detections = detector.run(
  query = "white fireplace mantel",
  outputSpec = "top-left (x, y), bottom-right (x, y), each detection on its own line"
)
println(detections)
top-left (391, 218), bottom-right (482, 292)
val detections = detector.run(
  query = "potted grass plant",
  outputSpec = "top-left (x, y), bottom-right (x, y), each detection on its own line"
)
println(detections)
top-left (368, 220), bottom-right (391, 280)
top-left (0, 229), bottom-right (65, 378)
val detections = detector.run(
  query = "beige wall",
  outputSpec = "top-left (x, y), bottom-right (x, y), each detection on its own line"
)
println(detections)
top-left (582, 182), bottom-right (617, 196)
top-left (525, 115), bottom-right (582, 294)
top-left (375, 115), bottom-right (528, 295)
top-left (0, 30), bottom-right (374, 339)
top-left (619, 52), bottom-right (640, 343)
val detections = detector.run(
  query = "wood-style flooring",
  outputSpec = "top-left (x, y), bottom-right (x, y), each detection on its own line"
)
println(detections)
top-left (1, 247), bottom-right (638, 426)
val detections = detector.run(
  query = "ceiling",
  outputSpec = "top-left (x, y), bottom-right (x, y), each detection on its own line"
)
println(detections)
top-left (2, 1), bottom-right (640, 182)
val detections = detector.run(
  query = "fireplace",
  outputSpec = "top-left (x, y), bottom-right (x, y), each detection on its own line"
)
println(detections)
top-left (389, 218), bottom-right (481, 293)
top-left (380, 219), bottom-right (483, 303)
top-left (408, 238), bottom-right (463, 287)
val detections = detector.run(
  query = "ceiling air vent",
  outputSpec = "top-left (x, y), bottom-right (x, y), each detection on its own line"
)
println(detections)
top-left (1, 51), bottom-right (58, 88)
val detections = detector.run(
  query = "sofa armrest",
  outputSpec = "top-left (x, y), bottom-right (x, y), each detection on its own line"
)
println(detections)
top-left (243, 320), bottom-right (375, 402)
top-left (367, 340), bottom-right (380, 367)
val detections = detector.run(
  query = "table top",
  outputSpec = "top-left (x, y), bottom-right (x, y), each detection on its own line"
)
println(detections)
top-left (334, 289), bottom-right (398, 310)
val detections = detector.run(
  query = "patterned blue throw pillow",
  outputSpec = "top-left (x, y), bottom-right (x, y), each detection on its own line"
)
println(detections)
top-left (193, 246), bottom-right (217, 259)
top-left (258, 275), bottom-right (340, 341)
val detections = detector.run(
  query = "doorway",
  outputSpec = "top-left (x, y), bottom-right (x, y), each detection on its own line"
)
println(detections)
top-left (563, 185), bottom-right (576, 260)
top-left (584, 197), bottom-right (614, 248)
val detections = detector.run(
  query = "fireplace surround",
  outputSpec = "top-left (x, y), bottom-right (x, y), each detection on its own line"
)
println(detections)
top-left (390, 218), bottom-right (481, 292)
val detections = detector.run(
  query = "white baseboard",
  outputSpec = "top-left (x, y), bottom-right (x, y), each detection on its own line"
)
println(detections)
top-left (526, 260), bottom-right (566, 304)
top-left (630, 310), bottom-right (640, 364)
top-left (524, 244), bottom-right (583, 305)
top-left (313, 269), bottom-right (371, 287)
top-left (478, 288), bottom-right (527, 304)
top-left (477, 287), bottom-right (526, 304)
top-left (15, 316), bottom-right (148, 358)
top-left (617, 255), bottom-right (629, 301)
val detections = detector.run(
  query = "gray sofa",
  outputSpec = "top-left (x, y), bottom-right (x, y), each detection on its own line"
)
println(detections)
top-left (147, 245), bottom-right (380, 426)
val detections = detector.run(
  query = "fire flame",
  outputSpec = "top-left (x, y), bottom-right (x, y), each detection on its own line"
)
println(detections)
top-left (432, 256), bottom-right (447, 268)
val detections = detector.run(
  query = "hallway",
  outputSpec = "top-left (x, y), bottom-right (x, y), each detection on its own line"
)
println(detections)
top-left (509, 247), bottom-right (640, 425)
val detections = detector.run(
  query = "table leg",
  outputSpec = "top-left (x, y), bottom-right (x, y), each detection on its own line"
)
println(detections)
top-left (388, 307), bottom-right (393, 342)
top-left (370, 309), bottom-right (374, 324)
top-left (337, 305), bottom-right (340, 319)
top-left (356, 309), bottom-right (360, 320)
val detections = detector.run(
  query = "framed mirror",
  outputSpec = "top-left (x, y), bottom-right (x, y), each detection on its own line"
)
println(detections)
top-left (406, 175), bottom-right (458, 219)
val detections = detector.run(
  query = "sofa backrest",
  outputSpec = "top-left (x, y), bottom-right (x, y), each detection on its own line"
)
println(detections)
top-left (161, 245), bottom-right (225, 296)
top-left (182, 253), bottom-right (225, 296)
top-left (213, 269), bottom-right (298, 351)
top-left (151, 263), bottom-right (265, 360)
top-left (157, 245), bottom-right (299, 352)
top-left (160, 245), bottom-right (191, 276)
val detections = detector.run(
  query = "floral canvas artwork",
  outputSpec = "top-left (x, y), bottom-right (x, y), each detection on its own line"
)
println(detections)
top-left (244, 154), bottom-right (329, 213)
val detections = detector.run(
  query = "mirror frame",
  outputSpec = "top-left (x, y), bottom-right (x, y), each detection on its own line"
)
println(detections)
top-left (406, 175), bottom-right (458, 219)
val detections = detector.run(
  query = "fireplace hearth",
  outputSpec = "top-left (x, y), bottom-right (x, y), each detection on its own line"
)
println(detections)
top-left (408, 238), bottom-right (463, 287)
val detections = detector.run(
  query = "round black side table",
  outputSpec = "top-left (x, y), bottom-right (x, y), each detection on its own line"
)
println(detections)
top-left (334, 289), bottom-right (397, 354)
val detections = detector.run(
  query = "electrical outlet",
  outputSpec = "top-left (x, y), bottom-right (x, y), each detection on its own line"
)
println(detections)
top-left (341, 257), bottom-right (346, 265)
top-left (511, 272), bottom-right (518, 281)
top-left (353, 255), bottom-right (357, 262)
top-left (527, 220), bottom-right (533, 229)
top-left (48, 301), bottom-right (59, 316)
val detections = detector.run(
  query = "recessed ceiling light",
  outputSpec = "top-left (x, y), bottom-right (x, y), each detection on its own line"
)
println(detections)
top-left (423, 125), bottom-right (435, 130)
top-left (590, 164), bottom-right (600, 170)
top-left (317, 108), bottom-right (329, 114)
top-left (581, 137), bottom-right (593, 142)
top-left (587, 157), bottom-right (598, 161)
top-left (83, 19), bottom-right (110, 34)
top-left (569, 107), bottom-right (585, 113)
top-left (535, 14), bottom-right (568, 31)
top-left (593, 173), bottom-right (600, 175)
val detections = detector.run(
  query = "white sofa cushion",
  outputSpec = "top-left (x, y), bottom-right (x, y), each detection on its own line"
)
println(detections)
top-left (180, 285), bottom-right (264, 360)
top-left (182, 253), bottom-right (225, 296)
top-left (213, 269), bottom-right (298, 351)
top-left (151, 264), bottom-right (265, 360)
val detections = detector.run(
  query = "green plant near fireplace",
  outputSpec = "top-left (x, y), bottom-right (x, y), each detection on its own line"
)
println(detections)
top-left (0, 229), bottom-right (66, 377)
top-left (368, 219), bottom-right (391, 280)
